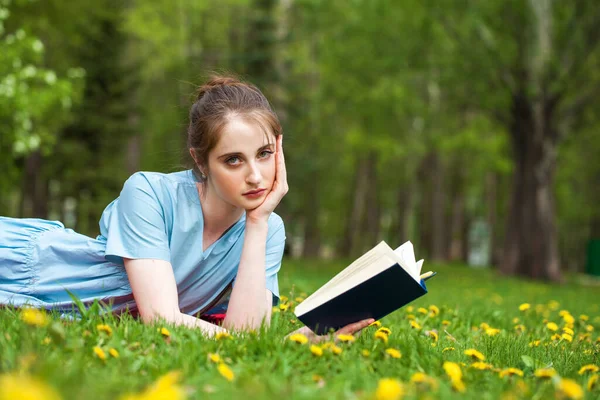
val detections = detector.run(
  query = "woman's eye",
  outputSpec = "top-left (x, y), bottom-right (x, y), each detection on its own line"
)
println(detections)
top-left (225, 156), bottom-right (241, 165)
top-left (259, 150), bottom-right (274, 158)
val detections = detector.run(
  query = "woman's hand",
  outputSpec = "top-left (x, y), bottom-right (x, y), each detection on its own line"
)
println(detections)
top-left (246, 135), bottom-right (288, 224)
top-left (285, 318), bottom-right (375, 344)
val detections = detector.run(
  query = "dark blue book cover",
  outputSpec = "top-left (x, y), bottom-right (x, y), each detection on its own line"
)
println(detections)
top-left (294, 262), bottom-right (428, 335)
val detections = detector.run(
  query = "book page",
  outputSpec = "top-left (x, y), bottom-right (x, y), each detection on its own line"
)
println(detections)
top-left (299, 242), bottom-right (392, 306)
top-left (392, 241), bottom-right (419, 281)
top-left (294, 253), bottom-right (398, 316)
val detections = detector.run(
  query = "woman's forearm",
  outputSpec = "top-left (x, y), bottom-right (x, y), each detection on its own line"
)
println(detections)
top-left (144, 311), bottom-right (227, 337)
top-left (223, 219), bottom-right (269, 331)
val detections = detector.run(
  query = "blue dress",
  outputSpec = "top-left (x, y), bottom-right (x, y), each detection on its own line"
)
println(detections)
top-left (0, 170), bottom-right (285, 317)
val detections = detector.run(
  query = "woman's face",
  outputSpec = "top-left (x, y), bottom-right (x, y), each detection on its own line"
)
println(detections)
top-left (204, 118), bottom-right (276, 210)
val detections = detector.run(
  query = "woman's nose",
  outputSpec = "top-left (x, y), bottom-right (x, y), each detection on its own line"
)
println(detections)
top-left (246, 163), bottom-right (262, 184)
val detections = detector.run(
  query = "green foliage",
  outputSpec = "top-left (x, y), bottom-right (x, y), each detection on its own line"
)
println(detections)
top-left (0, 0), bottom-right (84, 194)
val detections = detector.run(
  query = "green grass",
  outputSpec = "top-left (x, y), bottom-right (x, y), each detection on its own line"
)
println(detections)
top-left (1, 260), bottom-right (599, 399)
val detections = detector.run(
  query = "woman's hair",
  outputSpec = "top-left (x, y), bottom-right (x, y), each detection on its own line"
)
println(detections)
top-left (187, 74), bottom-right (282, 181)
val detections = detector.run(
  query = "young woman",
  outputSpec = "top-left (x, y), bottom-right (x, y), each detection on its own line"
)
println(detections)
top-left (0, 75), bottom-right (372, 341)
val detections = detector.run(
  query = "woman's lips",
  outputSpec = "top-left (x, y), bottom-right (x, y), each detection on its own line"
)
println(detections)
top-left (243, 189), bottom-right (266, 198)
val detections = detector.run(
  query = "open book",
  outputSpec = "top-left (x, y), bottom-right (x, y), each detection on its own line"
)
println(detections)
top-left (294, 241), bottom-right (434, 334)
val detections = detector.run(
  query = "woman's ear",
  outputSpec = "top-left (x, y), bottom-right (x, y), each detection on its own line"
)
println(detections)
top-left (189, 148), bottom-right (198, 165)
top-left (189, 148), bottom-right (207, 179)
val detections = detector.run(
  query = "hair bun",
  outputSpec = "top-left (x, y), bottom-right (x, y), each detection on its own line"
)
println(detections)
top-left (195, 75), bottom-right (242, 101)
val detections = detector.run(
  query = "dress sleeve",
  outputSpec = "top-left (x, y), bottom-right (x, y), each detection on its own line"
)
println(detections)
top-left (265, 216), bottom-right (286, 306)
top-left (104, 173), bottom-right (171, 265)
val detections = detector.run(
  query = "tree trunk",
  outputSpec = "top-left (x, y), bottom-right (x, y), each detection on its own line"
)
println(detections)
top-left (361, 151), bottom-right (380, 254)
top-left (20, 150), bottom-right (49, 218)
top-left (431, 152), bottom-right (447, 262)
top-left (338, 156), bottom-right (370, 258)
top-left (448, 190), bottom-right (465, 262)
top-left (392, 174), bottom-right (413, 245)
top-left (302, 177), bottom-right (321, 258)
top-left (500, 92), bottom-right (561, 281)
top-left (486, 172), bottom-right (501, 266)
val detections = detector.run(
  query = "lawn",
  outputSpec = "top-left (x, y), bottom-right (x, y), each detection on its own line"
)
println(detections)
top-left (1, 260), bottom-right (599, 399)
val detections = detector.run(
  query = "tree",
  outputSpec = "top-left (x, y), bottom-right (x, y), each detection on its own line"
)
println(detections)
top-left (0, 1), bottom-right (83, 214)
top-left (429, 0), bottom-right (600, 280)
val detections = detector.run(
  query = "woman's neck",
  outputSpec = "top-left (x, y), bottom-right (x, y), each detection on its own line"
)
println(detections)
top-left (196, 183), bottom-right (244, 235)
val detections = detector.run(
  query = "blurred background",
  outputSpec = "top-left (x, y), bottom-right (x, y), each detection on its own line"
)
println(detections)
top-left (1, 0), bottom-right (599, 282)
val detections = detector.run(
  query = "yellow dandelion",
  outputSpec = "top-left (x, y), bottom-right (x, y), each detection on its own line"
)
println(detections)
top-left (464, 349), bottom-right (485, 361)
top-left (19, 308), bottom-right (49, 327)
top-left (93, 346), bottom-right (107, 361)
top-left (427, 331), bottom-right (439, 342)
top-left (479, 322), bottom-right (490, 330)
top-left (471, 362), bottom-right (493, 370)
top-left (310, 345), bottom-right (323, 357)
top-left (97, 324), bottom-right (113, 336)
top-left (499, 368), bottom-right (524, 378)
top-left (288, 333), bottom-right (308, 345)
top-left (513, 317), bottom-right (520, 323)
top-left (330, 345), bottom-right (342, 355)
top-left (406, 306), bottom-right (414, 312)
top-left (336, 334), bottom-right (355, 343)
top-left (578, 364), bottom-right (599, 375)
top-left (442, 320), bottom-right (451, 326)
top-left (279, 303), bottom-right (289, 311)
top-left (586, 325), bottom-right (594, 332)
top-left (546, 322), bottom-right (559, 331)
top-left (385, 348), bottom-right (402, 359)
top-left (579, 314), bottom-right (589, 321)
top-left (295, 297), bottom-right (304, 303)
top-left (551, 333), bottom-right (562, 341)
top-left (485, 328), bottom-right (500, 336)
top-left (374, 331), bottom-right (389, 343)
top-left (217, 363), bottom-right (235, 382)
top-left (562, 333), bottom-right (573, 342)
top-left (410, 372), bottom-right (428, 383)
top-left (563, 327), bottom-right (574, 335)
top-left (375, 378), bottom-right (404, 400)
top-left (208, 353), bottom-right (221, 363)
top-left (417, 307), bottom-right (428, 315)
top-left (369, 320), bottom-right (382, 327)
top-left (557, 378), bottom-right (583, 400)
top-left (108, 348), bottom-right (119, 358)
top-left (587, 374), bottom-right (598, 391)
top-left (377, 327), bottom-right (392, 335)
top-left (159, 327), bottom-right (171, 337)
top-left (443, 361), bottom-right (465, 393)
top-left (410, 320), bottom-right (421, 330)
top-left (362, 349), bottom-right (371, 357)
top-left (215, 332), bottom-right (232, 340)
top-left (41, 337), bottom-right (52, 345)
top-left (271, 306), bottom-right (280, 313)
top-left (410, 372), bottom-right (438, 389)
top-left (442, 347), bottom-right (455, 352)
top-left (559, 310), bottom-right (569, 317)
top-left (0, 373), bottom-right (62, 400)
top-left (563, 314), bottom-right (575, 324)
top-left (406, 314), bottom-right (416, 320)
top-left (534, 368), bottom-right (556, 379)
top-left (519, 303), bottom-right (531, 311)
top-left (547, 300), bottom-right (560, 310)
top-left (429, 305), bottom-right (440, 316)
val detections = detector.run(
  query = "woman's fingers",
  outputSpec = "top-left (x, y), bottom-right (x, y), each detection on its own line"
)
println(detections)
top-left (276, 135), bottom-right (288, 195)
top-left (336, 318), bottom-right (375, 336)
